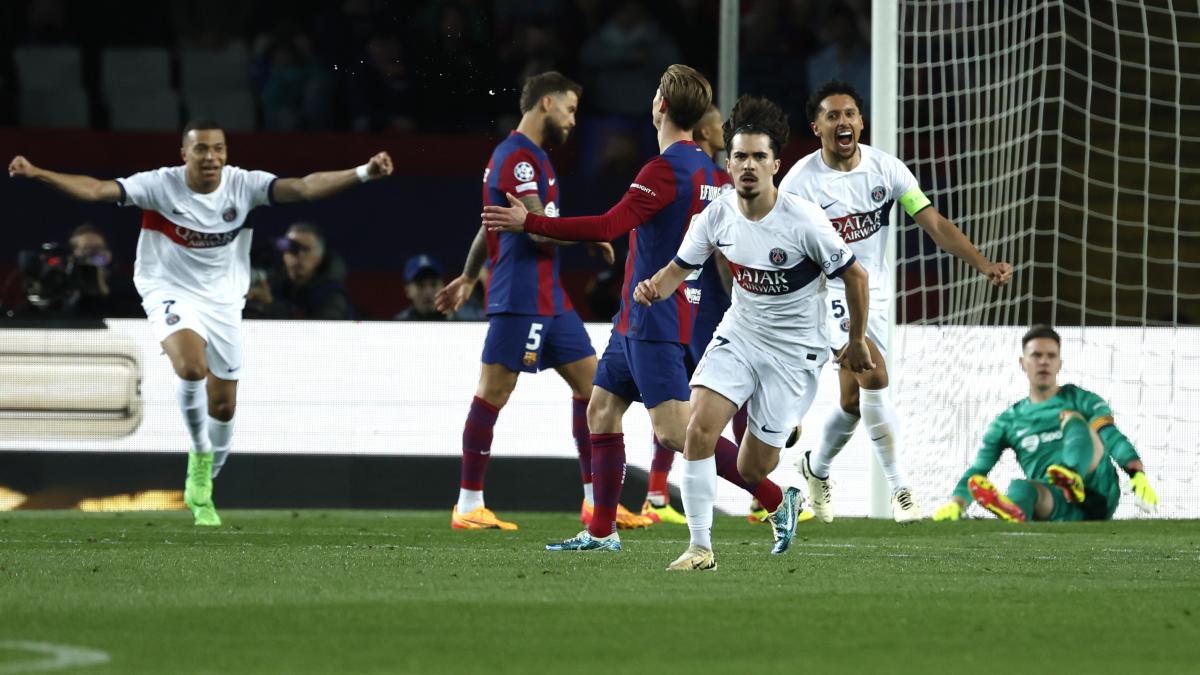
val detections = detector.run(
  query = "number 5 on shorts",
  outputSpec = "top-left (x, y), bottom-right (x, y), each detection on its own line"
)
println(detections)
top-left (831, 299), bottom-right (846, 318)
top-left (525, 323), bottom-right (544, 351)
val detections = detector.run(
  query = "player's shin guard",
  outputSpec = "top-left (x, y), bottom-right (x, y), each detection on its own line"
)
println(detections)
top-left (588, 433), bottom-right (626, 538)
top-left (208, 414), bottom-right (234, 478)
top-left (458, 396), bottom-right (499, 513)
top-left (571, 397), bottom-right (592, 499)
top-left (713, 435), bottom-right (783, 512)
top-left (1006, 479), bottom-right (1038, 519)
top-left (176, 378), bottom-right (211, 453)
top-left (859, 387), bottom-right (908, 491)
top-left (646, 434), bottom-right (675, 507)
top-left (809, 406), bottom-right (859, 477)
top-left (680, 455), bottom-right (717, 550)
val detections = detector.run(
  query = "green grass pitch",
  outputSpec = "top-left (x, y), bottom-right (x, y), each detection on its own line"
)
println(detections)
top-left (1, 511), bottom-right (1198, 674)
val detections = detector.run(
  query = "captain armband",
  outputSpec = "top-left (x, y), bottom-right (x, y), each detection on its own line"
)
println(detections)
top-left (898, 188), bottom-right (932, 217)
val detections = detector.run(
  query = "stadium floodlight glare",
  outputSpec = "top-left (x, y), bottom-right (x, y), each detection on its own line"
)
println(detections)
top-left (0, 330), bottom-right (143, 438)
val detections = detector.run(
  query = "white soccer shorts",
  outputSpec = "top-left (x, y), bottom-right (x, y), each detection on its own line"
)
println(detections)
top-left (825, 288), bottom-right (889, 360)
top-left (690, 333), bottom-right (821, 448)
top-left (143, 291), bottom-right (244, 380)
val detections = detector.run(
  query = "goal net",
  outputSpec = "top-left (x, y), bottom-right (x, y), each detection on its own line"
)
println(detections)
top-left (886, 0), bottom-right (1200, 518)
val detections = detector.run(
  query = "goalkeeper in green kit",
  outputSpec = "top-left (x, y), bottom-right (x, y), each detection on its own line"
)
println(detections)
top-left (933, 325), bottom-right (1159, 522)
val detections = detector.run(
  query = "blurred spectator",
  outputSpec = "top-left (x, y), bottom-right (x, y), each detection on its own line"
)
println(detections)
top-left (170, 0), bottom-right (252, 48)
top-left (578, 2), bottom-right (679, 117)
top-left (252, 222), bottom-right (355, 320)
top-left (394, 254), bottom-right (446, 321)
top-left (805, 7), bottom-right (872, 114)
top-left (738, 0), bottom-right (815, 132)
top-left (411, 2), bottom-right (494, 131)
top-left (347, 33), bottom-right (417, 133)
top-left (255, 28), bottom-right (334, 130)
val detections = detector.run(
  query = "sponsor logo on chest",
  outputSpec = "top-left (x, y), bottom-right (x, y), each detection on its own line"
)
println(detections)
top-left (729, 262), bottom-right (807, 295)
top-left (830, 209), bottom-right (885, 243)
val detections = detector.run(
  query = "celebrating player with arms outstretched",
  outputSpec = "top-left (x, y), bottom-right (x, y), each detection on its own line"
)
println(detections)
top-left (779, 80), bottom-right (1013, 524)
top-left (486, 65), bottom-right (796, 553)
top-left (8, 121), bottom-right (393, 526)
top-left (635, 96), bottom-right (872, 570)
top-left (932, 325), bottom-right (1158, 523)
top-left (434, 72), bottom-right (625, 531)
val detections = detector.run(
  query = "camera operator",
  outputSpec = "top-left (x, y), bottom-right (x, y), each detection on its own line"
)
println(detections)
top-left (6, 224), bottom-right (142, 319)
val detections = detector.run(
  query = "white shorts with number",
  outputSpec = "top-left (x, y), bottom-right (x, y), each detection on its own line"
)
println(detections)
top-left (690, 332), bottom-right (822, 448)
top-left (143, 291), bottom-right (244, 381)
top-left (826, 288), bottom-right (890, 360)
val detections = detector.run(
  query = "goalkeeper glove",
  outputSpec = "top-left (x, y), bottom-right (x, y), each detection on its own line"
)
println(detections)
top-left (1129, 471), bottom-right (1158, 514)
top-left (932, 501), bottom-right (965, 521)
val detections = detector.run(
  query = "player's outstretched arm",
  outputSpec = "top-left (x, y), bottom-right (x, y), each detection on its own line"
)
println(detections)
top-left (633, 261), bottom-right (689, 306)
top-left (834, 261), bottom-right (875, 373)
top-left (271, 151), bottom-right (393, 203)
top-left (8, 155), bottom-right (122, 203)
top-left (913, 208), bottom-right (1013, 287)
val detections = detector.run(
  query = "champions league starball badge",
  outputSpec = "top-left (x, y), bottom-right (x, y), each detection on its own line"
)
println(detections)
top-left (514, 162), bottom-right (535, 182)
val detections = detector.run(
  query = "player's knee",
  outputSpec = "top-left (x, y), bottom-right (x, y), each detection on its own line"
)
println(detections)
top-left (737, 453), bottom-right (768, 483)
top-left (175, 363), bottom-right (207, 382)
top-left (586, 399), bottom-right (616, 433)
top-left (208, 399), bottom-right (236, 422)
top-left (839, 397), bottom-right (860, 417)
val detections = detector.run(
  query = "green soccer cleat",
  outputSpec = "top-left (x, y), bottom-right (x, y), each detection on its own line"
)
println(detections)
top-left (184, 451), bottom-right (222, 527)
top-left (641, 499), bottom-right (688, 525)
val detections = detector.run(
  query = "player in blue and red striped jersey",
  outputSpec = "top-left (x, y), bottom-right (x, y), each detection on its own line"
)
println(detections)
top-left (435, 72), bottom-right (626, 531)
top-left (486, 65), bottom-right (799, 553)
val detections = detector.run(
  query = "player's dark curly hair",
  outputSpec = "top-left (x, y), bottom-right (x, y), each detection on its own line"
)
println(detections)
top-left (1022, 324), bottom-right (1061, 348)
top-left (806, 80), bottom-right (866, 122)
top-left (722, 95), bottom-right (790, 158)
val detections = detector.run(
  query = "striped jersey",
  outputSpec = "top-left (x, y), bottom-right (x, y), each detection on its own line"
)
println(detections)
top-left (482, 131), bottom-right (571, 316)
top-left (523, 140), bottom-right (724, 343)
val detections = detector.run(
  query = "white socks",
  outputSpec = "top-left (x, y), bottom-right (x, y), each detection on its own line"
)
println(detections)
top-left (457, 488), bottom-right (484, 513)
top-left (176, 378), bottom-right (211, 453)
top-left (810, 406), bottom-right (860, 477)
top-left (860, 387), bottom-right (908, 491)
top-left (583, 482), bottom-right (594, 505)
top-left (209, 415), bottom-right (234, 478)
top-left (680, 455), bottom-right (717, 550)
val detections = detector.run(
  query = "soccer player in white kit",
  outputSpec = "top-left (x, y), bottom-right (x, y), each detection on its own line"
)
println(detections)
top-left (634, 96), bottom-right (874, 570)
top-left (778, 80), bottom-right (1013, 524)
top-left (8, 121), bottom-right (393, 526)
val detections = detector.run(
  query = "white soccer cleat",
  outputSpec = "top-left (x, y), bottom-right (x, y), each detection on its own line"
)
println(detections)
top-left (666, 545), bottom-right (717, 571)
top-left (891, 487), bottom-right (922, 524)
top-left (799, 451), bottom-right (834, 523)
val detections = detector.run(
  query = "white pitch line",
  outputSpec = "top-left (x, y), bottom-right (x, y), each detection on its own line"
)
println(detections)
top-left (0, 641), bottom-right (109, 673)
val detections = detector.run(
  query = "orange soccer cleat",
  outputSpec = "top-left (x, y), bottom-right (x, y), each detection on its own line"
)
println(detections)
top-left (451, 505), bottom-right (519, 530)
top-left (967, 475), bottom-right (1027, 523)
top-left (580, 500), bottom-right (655, 529)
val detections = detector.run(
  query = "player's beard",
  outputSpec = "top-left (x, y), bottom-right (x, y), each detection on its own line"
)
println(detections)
top-left (544, 118), bottom-right (568, 146)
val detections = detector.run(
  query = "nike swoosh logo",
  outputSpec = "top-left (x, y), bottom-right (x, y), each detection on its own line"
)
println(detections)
top-left (715, 240), bottom-right (731, 248)
top-left (479, 450), bottom-right (490, 455)
top-left (713, 335), bottom-right (729, 347)
top-left (762, 424), bottom-right (783, 434)
top-left (172, 208), bottom-right (186, 215)
top-left (1016, 428), bottom-right (1030, 436)
top-left (548, 178), bottom-right (556, 185)
top-left (820, 200), bottom-right (839, 209)
top-left (227, 366), bottom-right (241, 372)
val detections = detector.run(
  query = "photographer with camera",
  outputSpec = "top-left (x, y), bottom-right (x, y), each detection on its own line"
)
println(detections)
top-left (6, 224), bottom-right (141, 319)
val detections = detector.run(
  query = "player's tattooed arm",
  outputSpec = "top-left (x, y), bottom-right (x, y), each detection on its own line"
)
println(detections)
top-left (435, 226), bottom-right (487, 315)
top-left (913, 207), bottom-right (1013, 287)
top-left (272, 151), bottom-right (393, 203)
top-left (8, 156), bottom-right (122, 202)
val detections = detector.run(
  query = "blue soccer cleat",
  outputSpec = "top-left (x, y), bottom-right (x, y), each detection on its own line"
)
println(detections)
top-left (769, 486), bottom-right (804, 554)
top-left (546, 530), bottom-right (622, 552)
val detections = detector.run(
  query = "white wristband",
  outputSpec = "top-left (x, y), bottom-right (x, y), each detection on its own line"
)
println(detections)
top-left (355, 163), bottom-right (371, 183)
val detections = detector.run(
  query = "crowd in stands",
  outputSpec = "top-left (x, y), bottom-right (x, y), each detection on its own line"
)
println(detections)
top-left (0, 0), bottom-right (871, 136)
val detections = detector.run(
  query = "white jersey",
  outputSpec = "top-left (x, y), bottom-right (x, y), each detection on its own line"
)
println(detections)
top-left (675, 190), bottom-right (855, 361)
top-left (778, 144), bottom-right (929, 296)
top-left (117, 165), bottom-right (277, 309)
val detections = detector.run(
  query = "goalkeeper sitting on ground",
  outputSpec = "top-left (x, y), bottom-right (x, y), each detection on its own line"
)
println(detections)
top-left (933, 325), bottom-right (1158, 522)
